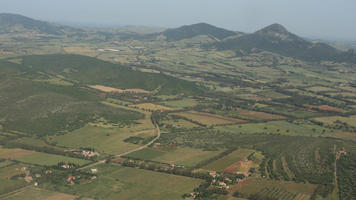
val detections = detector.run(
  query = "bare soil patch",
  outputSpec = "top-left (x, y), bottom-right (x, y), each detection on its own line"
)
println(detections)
top-left (89, 85), bottom-right (150, 94)
top-left (0, 148), bottom-right (35, 159)
top-left (223, 160), bottom-right (253, 176)
top-left (311, 105), bottom-right (343, 112)
top-left (237, 108), bottom-right (285, 120)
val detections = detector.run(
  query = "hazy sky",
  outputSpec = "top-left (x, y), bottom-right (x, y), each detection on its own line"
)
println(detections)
top-left (1, 0), bottom-right (356, 40)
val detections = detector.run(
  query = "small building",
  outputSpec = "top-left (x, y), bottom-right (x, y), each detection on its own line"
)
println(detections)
top-left (62, 164), bottom-right (70, 169)
top-left (218, 181), bottom-right (227, 187)
top-left (209, 171), bottom-right (217, 178)
top-left (24, 176), bottom-right (33, 183)
top-left (67, 176), bottom-right (76, 183)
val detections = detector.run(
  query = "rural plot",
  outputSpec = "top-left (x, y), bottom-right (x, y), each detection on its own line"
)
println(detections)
top-left (161, 98), bottom-right (198, 109)
top-left (161, 119), bottom-right (200, 129)
top-left (202, 149), bottom-right (257, 175)
top-left (234, 108), bottom-right (285, 120)
top-left (210, 108), bottom-right (285, 121)
top-left (172, 111), bottom-right (245, 126)
top-left (0, 187), bottom-right (78, 200)
top-left (233, 178), bottom-right (317, 200)
top-left (306, 86), bottom-right (337, 92)
top-left (102, 101), bottom-right (155, 131)
top-left (0, 163), bottom-right (29, 196)
top-left (313, 115), bottom-right (356, 127)
top-left (127, 147), bottom-right (223, 167)
top-left (0, 160), bottom-right (14, 168)
top-left (52, 125), bottom-right (155, 155)
top-left (0, 147), bottom-right (89, 166)
top-left (216, 120), bottom-right (332, 136)
top-left (89, 84), bottom-right (150, 94)
top-left (15, 152), bottom-right (90, 166)
top-left (129, 103), bottom-right (175, 111)
top-left (313, 115), bottom-right (356, 141)
top-left (47, 164), bottom-right (202, 200)
top-left (309, 105), bottom-right (345, 113)
top-left (0, 147), bottom-right (35, 160)
top-left (53, 102), bottom-right (157, 155)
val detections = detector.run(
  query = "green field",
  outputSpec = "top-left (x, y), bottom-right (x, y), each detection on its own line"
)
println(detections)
top-left (162, 98), bottom-right (198, 108)
top-left (0, 164), bottom-right (29, 195)
top-left (0, 187), bottom-right (77, 200)
top-left (216, 120), bottom-right (332, 137)
top-left (161, 119), bottom-right (200, 129)
top-left (172, 111), bottom-right (245, 126)
top-left (128, 147), bottom-right (223, 167)
top-left (306, 86), bottom-right (337, 92)
top-left (41, 164), bottom-right (203, 200)
top-left (202, 148), bottom-right (254, 171)
top-left (313, 115), bottom-right (356, 127)
top-left (52, 125), bottom-right (146, 155)
top-left (0, 160), bottom-right (14, 168)
top-left (233, 178), bottom-right (317, 200)
top-left (15, 152), bottom-right (90, 166)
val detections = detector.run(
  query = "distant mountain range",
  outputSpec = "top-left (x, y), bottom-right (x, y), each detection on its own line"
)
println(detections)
top-left (0, 13), bottom-right (355, 63)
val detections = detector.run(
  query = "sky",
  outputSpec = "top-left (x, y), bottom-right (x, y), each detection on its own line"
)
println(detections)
top-left (1, 0), bottom-right (356, 40)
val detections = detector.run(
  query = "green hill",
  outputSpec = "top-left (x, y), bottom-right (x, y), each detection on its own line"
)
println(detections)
top-left (213, 23), bottom-right (356, 62)
top-left (0, 54), bottom-right (202, 136)
top-left (0, 77), bottom-right (144, 137)
top-left (0, 13), bottom-right (66, 34)
top-left (159, 23), bottom-right (237, 41)
top-left (18, 54), bottom-right (202, 95)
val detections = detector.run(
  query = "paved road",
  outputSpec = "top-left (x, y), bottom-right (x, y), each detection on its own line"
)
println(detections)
top-left (79, 122), bottom-right (161, 170)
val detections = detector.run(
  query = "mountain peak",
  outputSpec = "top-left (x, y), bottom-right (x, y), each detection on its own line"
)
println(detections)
top-left (256, 23), bottom-right (289, 35)
top-left (254, 23), bottom-right (304, 42)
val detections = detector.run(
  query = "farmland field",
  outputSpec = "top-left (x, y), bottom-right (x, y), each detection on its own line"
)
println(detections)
top-left (306, 86), bottom-right (336, 92)
top-left (202, 148), bottom-right (255, 171)
top-left (89, 85), bottom-right (150, 94)
top-left (130, 103), bottom-right (175, 111)
top-left (14, 151), bottom-right (90, 166)
top-left (0, 147), bottom-right (35, 159)
top-left (41, 164), bottom-right (203, 200)
top-left (207, 108), bottom-right (285, 121)
top-left (161, 119), bottom-right (200, 128)
top-left (0, 164), bottom-right (29, 195)
top-left (172, 111), bottom-right (245, 126)
top-left (232, 178), bottom-right (317, 200)
top-left (51, 125), bottom-right (149, 155)
top-left (161, 98), bottom-right (198, 108)
top-left (0, 187), bottom-right (78, 200)
top-left (128, 147), bottom-right (223, 167)
top-left (0, 160), bottom-right (14, 168)
top-left (216, 120), bottom-right (332, 137)
top-left (313, 115), bottom-right (356, 127)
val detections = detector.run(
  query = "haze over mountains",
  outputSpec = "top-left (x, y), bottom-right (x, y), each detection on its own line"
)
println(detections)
top-left (1, 13), bottom-right (355, 64)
